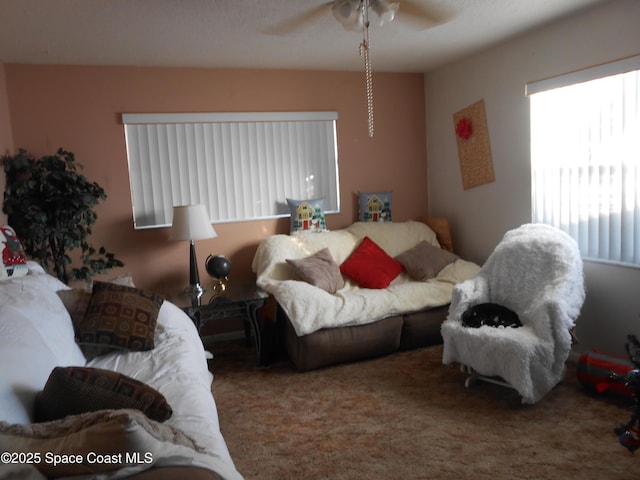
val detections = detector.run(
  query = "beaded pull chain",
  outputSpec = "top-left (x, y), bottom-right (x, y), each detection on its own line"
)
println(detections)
top-left (359, 0), bottom-right (374, 138)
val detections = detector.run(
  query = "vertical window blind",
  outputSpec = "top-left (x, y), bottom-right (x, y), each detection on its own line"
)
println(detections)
top-left (528, 55), bottom-right (640, 266)
top-left (122, 112), bottom-right (340, 229)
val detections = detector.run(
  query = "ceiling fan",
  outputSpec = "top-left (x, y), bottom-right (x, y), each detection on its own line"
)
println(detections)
top-left (267, 1), bottom-right (449, 138)
top-left (267, 0), bottom-right (449, 35)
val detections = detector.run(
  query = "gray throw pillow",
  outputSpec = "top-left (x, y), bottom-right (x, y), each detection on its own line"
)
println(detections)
top-left (286, 248), bottom-right (344, 294)
top-left (396, 240), bottom-right (459, 280)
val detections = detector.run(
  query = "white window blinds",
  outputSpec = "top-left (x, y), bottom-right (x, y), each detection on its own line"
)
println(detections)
top-left (123, 112), bottom-right (340, 229)
top-left (528, 56), bottom-right (640, 267)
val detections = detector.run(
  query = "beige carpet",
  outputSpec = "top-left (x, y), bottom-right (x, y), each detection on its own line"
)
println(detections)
top-left (209, 341), bottom-right (637, 480)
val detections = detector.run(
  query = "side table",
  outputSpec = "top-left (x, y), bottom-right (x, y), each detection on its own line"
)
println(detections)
top-left (170, 284), bottom-right (268, 366)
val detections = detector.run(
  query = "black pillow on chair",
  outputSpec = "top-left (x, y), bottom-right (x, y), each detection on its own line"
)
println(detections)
top-left (461, 303), bottom-right (522, 329)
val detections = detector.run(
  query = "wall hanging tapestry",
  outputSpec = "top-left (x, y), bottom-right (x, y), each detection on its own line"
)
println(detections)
top-left (453, 100), bottom-right (495, 190)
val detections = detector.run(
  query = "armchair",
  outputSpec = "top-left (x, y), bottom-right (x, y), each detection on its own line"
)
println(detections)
top-left (441, 223), bottom-right (585, 404)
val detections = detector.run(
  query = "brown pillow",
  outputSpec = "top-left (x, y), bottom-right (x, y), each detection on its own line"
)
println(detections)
top-left (286, 248), bottom-right (345, 294)
top-left (395, 240), bottom-right (459, 280)
top-left (57, 289), bottom-right (92, 331)
top-left (57, 274), bottom-right (138, 331)
top-left (35, 366), bottom-right (172, 423)
top-left (76, 282), bottom-right (164, 359)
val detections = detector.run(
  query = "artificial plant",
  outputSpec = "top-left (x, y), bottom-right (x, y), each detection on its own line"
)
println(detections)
top-left (2, 148), bottom-right (123, 284)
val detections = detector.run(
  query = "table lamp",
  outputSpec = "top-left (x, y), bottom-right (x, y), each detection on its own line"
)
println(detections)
top-left (169, 204), bottom-right (217, 296)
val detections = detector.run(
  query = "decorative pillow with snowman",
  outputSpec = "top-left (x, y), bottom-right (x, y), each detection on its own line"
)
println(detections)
top-left (0, 225), bottom-right (28, 280)
top-left (358, 191), bottom-right (392, 222)
top-left (286, 197), bottom-right (328, 234)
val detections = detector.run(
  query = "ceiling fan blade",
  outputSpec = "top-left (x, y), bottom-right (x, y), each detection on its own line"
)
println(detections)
top-left (397, 0), bottom-right (451, 29)
top-left (264, 2), bottom-right (334, 35)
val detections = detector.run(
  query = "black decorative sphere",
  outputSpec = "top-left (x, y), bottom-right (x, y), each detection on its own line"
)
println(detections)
top-left (205, 254), bottom-right (232, 279)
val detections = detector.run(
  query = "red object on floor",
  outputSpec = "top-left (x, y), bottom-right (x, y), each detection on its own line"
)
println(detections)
top-left (576, 349), bottom-right (635, 398)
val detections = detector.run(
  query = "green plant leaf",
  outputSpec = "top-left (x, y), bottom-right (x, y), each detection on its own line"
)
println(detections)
top-left (2, 148), bottom-right (124, 283)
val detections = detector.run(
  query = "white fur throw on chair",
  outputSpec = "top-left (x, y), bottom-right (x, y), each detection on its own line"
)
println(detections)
top-left (441, 223), bottom-right (585, 404)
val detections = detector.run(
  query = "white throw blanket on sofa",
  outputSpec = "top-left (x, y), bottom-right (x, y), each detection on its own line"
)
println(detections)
top-left (252, 221), bottom-right (481, 336)
top-left (441, 223), bottom-right (585, 404)
top-left (0, 262), bottom-right (242, 479)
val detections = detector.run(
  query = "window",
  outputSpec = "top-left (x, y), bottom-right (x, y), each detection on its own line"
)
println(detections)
top-left (123, 112), bottom-right (340, 229)
top-left (527, 56), bottom-right (640, 267)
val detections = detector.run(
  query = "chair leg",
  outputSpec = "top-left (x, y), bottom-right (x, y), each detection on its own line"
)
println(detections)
top-left (461, 365), bottom-right (516, 392)
top-left (461, 364), bottom-right (479, 387)
top-left (465, 372), bottom-right (479, 388)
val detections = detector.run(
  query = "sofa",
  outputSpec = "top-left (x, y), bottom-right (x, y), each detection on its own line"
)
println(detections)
top-left (0, 261), bottom-right (243, 480)
top-left (252, 219), bottom-right (481, 371)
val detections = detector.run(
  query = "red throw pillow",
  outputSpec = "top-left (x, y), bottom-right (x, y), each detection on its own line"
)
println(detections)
top-left (340, 236), bottom-right (404, 289)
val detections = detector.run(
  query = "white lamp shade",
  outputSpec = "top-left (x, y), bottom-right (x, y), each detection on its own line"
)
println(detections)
top-left (169, 204), bottom-right (217, 241)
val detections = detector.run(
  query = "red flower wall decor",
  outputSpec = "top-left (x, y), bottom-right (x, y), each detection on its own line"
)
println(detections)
top-left (453, 99), bottom-right (494, 190)
top-left (455, 117), bottom-right (473, 140)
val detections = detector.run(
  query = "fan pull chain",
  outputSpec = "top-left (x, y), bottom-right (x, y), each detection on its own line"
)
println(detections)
top-left (360, 0), bottom-right (374, 137)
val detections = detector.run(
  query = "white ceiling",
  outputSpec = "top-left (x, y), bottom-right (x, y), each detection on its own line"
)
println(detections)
top-left (0, 0), bottom-right (608, 73)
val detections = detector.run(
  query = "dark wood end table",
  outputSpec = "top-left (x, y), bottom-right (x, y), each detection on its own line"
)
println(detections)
top-left (170, 284), bottom-right (268, 366)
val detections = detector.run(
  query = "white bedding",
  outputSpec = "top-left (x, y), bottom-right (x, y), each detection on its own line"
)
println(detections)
top-left (89, 301), bottom-right (242, 479)
top-left (0, 264), bottom-right (86, 425)
top-left (0, 262), bottom-right (242, 480)
top-left (252, 221), bottom-right (481, 336)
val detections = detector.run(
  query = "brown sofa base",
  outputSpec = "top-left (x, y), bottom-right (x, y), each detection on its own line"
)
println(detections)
top-left (129, 466), bottom-right (222, 480)
top-left (399, 305), bottom-right (449, 350)
top-left (281, 305), bottom-right (449, 371)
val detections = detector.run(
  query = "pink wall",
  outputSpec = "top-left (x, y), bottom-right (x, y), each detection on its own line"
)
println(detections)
top-left (4, 65), bottom-right (427, 292)
top-left (0, 63), bottom-right (13, 225)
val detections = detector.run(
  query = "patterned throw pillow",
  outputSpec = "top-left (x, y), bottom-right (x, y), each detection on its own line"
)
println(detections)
top-left (340, 236), bottom-right (404, 289)
top-left (35, 366), bottom-right (172, 423)
top-left (286, 197), bottom-right (328, 234)
top-left (76, 282), bottom-right (164, 359)
top-left (0, 225), bottom-right (28, 280)
top-left (358, 191), bottom-right (392, 222)
top-left (57, 274), bottom-right (137, 331)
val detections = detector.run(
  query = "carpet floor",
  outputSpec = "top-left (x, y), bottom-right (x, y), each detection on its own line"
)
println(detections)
top-left (209, 341), bottom-right (637, 480)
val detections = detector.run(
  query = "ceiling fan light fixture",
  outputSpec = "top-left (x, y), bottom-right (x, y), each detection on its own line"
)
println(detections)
top-left (370, 0), bottom-right (399, 26)
top-left (332, 0), bottom-right (363, 31)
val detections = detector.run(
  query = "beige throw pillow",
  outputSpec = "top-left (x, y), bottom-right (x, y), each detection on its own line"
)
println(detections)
top-left (57, 289), bottom-right (92, 331)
